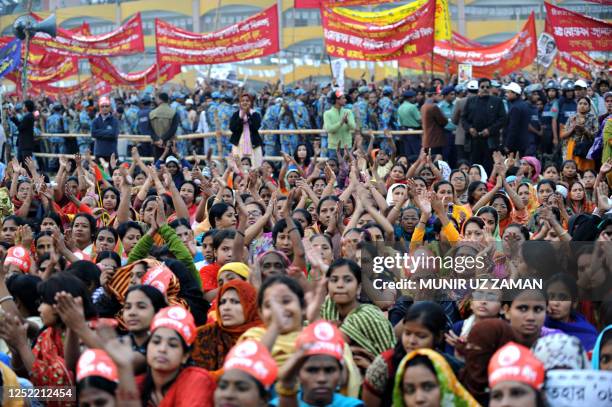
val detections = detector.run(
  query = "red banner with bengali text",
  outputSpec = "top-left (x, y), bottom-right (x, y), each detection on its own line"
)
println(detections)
top-left (544, 2), bottom-right (612, 52)
top-left (400, 13), bottom-right (536, 77)
top-left (555, 51), bottom-right (610, 77)
top-left (32, 13), bottom-right (144, 57)
top-left (156, 5), bottom-right (279, 65)
top-left (7, 56), bottom-right (77, 84)
top-left (89, 57), bottom-right (181, 89)
top-left (25, 78), bottom-right (95, 98)
top-left (294, 0), bottom-right (395, 7)
top-left (322, 0), bottom-right (435, 61)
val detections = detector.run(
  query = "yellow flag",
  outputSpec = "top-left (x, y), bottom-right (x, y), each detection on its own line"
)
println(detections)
top-left (333, 0), bottom-right (451, 41)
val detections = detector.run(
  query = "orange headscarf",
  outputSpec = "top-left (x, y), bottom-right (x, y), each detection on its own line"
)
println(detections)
top-left (191, 280), bottom-right (262, 376)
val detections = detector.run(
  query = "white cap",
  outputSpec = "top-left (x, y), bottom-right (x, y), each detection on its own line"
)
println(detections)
top-left (502, 82), bottom-right (522, 95)
top-left (185, 98), bottom-right (194, 105)
top-left (467, 80), bottom-right (479, 91)
top-left (574, 79), bottom-right (588, 88)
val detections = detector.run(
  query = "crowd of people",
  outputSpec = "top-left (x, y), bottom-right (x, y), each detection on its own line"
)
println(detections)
top-left (0, 66), bottom-right (611, 407)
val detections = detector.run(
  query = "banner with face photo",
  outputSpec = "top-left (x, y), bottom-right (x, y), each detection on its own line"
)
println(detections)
top-left (537, 32), bottom-right (557, 68)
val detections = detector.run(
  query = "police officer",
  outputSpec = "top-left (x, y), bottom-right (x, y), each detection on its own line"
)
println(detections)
top-left (261, 96), bottom-right (281, 157)
top-left (45, 103), bottom-right (68, 171)
top-left (556, 81), bottom-right (577, 135)
top-left (137, 94), bottom-right (154, 157)
top-left (541, 80), bottom-right (560, 155)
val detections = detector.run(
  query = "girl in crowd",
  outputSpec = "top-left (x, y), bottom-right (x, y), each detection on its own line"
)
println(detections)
top-left (363, 301), bottom-right (461, 407)
top-left (544, 273), bottom-right (598, 350)
top-left (392, 349), bottom-right (479, 407)
top-left (488, 342), bottom-right (546, 407)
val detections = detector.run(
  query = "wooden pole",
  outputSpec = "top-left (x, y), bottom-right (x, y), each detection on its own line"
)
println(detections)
top-left (206, 0), bottom-right (222, 80)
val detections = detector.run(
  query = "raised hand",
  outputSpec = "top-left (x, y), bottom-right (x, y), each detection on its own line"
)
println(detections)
top-left (54, 292), bottom-right (86, 330)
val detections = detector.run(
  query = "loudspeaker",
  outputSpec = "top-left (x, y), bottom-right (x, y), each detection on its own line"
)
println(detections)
top-left (13, 13), bottom-right (56, 40)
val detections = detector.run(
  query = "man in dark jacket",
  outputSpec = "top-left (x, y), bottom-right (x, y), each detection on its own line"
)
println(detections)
top-left (137, 94), bottom-right (154, 157)
top-left (91, 96), bottom-right (119, 161)
top-left (11, 99), bottom-right (35, 162)
top-left (461, 78), bottom-right (507, 173)
top-left (502, 82), bottom-right (532, 156)
top-left (149, 92), bottom-right (179, 160)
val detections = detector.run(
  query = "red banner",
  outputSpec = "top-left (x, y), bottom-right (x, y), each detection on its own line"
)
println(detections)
top-left (26, 78), bottom-right (95, 98)
top-left (555, 51), bottom-right (610, 77)
top-left (156, 5), bottom-right (279, 65)
top-left (322, 0), bottom-right (435, 61)
top-left (7, 56), bottom-right (78, 84)
top-left (400, 13), bottom-right (537, 77)
top-left (545, 3), bottom-right (612, 52)
top-left (294, 0), bottom-right (394, 7)
top-left (89, 57), bottom-right (181, 89)
top-left (32, 13), bottom-right (144, 57)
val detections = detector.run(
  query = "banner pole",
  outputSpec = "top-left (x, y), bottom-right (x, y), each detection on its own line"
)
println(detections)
top-left (207, 0), bottom-right (222, 81)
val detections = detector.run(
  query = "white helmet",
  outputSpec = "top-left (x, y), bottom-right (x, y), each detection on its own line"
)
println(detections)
top-left (574, 79), bottom-right (588, 89)
top-left (467, 80), bottom-right (479, 91)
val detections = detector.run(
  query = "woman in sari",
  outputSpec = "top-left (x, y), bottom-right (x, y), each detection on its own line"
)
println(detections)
top-left (192, 279), bottom-right (262, 375)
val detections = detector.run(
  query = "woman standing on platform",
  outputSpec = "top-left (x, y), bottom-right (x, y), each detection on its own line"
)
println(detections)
top-left (230, 93), bottom-right (263, 168)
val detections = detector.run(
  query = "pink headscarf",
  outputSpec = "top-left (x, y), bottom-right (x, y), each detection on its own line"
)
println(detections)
top-left (522, 156), bottom-right (541, 182)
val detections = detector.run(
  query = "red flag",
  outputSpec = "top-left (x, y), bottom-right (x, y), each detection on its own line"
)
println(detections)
top-left (545, 2), bottom-right (612, 52)
top-left (156, 6), bottom-right (279, 65)
top-left (89, 57), bottom-right (181, 89)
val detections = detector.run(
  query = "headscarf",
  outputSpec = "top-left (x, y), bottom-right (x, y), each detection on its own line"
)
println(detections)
top-left (386, 183), bottom-right (407, 206)
top-left (532, 333), bottom-right (589, 370)
top-left (192, 280), bottom-right (262, 373)
top-left (544, 312), bottom-right (599, 350)
top-left (592, 324), bottom-right (612, 370)
top-left (473, 164), bottom-right (487, 182)
top-left (107, 258), bottom-right (186, 309)
top-left (1, 361), bottom-right (25, 407)
top-left (459, 319), bottom-right (515, 400)
top-left (322, 301), bottom-right (396, 355)
top-left (392, 349), bottom-right (480, 407)
top-left (522, 156), bottom-right (542, 182)
top-left (475, 206), bottom-right (501, 241)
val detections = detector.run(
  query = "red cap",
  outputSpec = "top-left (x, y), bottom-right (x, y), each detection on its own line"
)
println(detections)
top-left (4, 246), bottom-right (31, 273)
top-left (488, 342), bottom-right (545, 390)
top-left (76, 349), bottom-right (118, 383)
top-left (296, 320), bottom-right (345, 361)
top-left (141, 264), bottom-right (173, 295)
top-left (224, 340), bottom-right (278, 388)
top-left (150, 306), bottom-right (196, 346)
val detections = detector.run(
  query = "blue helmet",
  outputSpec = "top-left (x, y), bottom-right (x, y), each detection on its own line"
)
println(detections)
top-left (382, 85), bottom-right (393, 95)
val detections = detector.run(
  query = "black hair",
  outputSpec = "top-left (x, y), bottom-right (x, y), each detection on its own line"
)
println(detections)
top-left (117, 221), bottom-right (143, 239)
top-left (293, 208), bottom-right (312, 226)
top-left (76, 376), bottom-right (117, 397)
top-left (72, 213), bottom-right (97, 241)
top-left (209, 202), bottom-right (235, 229)
top-left (245, 201), bottom-right (266, 217)
top-left (317, 195), bottom-right (340, 214)
top-left (501, 288), bottom-right (547, 309)
top-left (537, 179), bottom-right (556, 192)
top-left (37, 272), bottom-right (97, 320)
top-left (476, 206), bottom-right (499, 225)
top-left (101, 186), bottom-right (120, 211)
top-left (158, 92), bottom-right (169, 103)
top-left (37, 253), bottom-right (67, 271)
top-left (386, 302), bottom-right (447, 402)
top-left (95, 250), bottom-right (121, 267)
top-left (326, 258), bottom-right (362, 285)
top-left (6, 274), bottom-right (42, 316)
top-left (521, 241), bottom-right (560, 280)
top-left (179, 181), bottom-right (198, 201)
top-left (96, 226), bottom-right (118, 245)
top-left (504, 223), bottom-right (530, 241)
top-left (169, 218), bottom-right (191, 231)
top-left (478, 77), bottom-right (491, 86)
top-left (310, 233), bottom-right (333, 249)
top-left (293, 142), bottom-right (314, 167)
top-left (257, 274), bottom-right (305, 310)
top-left (126, 284), bottom-right (168, 313)
top-left (213, 229), bottom-right (236, 250)
top-left (24, 100), bottom-right (35, 112)
top-left (467, 181), bottom-right (486, 206)
top-left (2, 215), bottom-right (25, 227)
top-left (363, 222), bottom-right (385, 238)
top-left (272, 219), bottom-right (304, 245)
top-left (41, 211), bottom-right (64, 233)
top-left (433, 180), bottom-right (455, 194)
top-left (545, 273), bottom-right (578, 303)
top-left (66, 260), bottom-right (102, 292)
top-left (464, 216), bottom-right (486, 232)
top-left (35, 230), bottom-right (54, 247)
